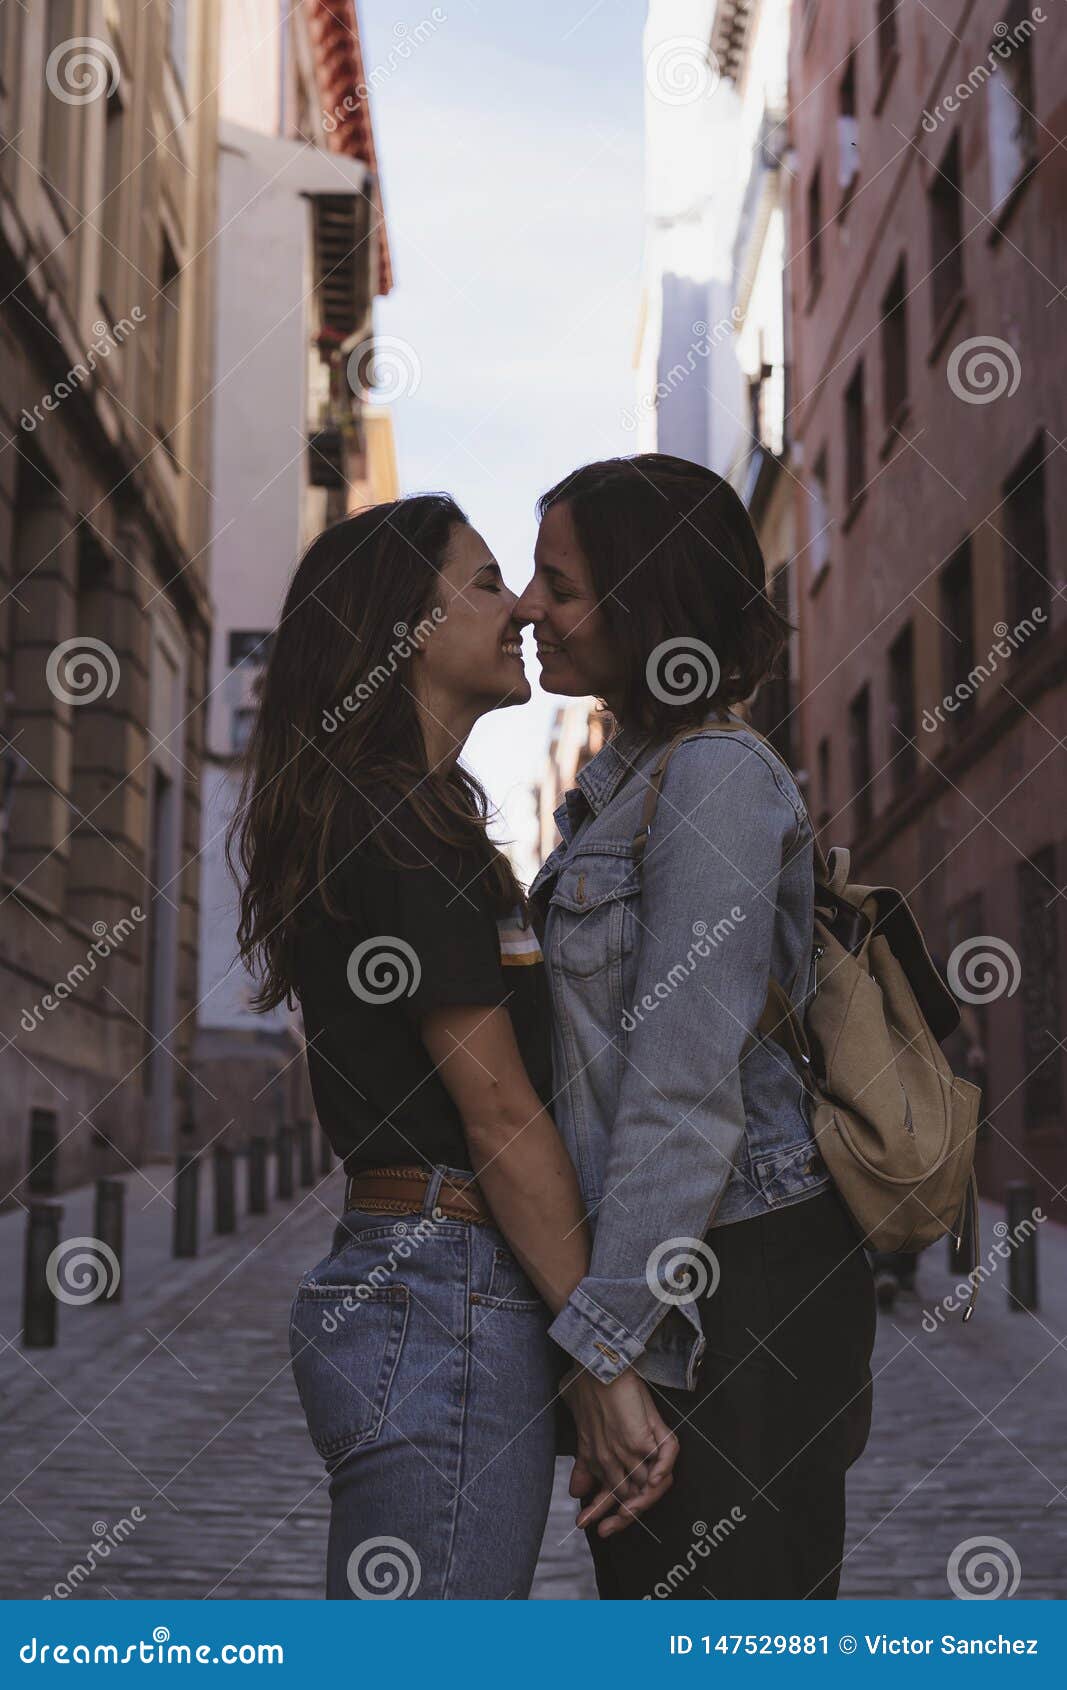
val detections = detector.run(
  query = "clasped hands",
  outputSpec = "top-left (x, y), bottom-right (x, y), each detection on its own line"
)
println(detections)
top-left (560, 1361), bottom-right (680, 1537)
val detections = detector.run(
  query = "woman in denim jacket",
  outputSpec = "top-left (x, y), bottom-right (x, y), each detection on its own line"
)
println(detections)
top-left (518, 454), bottom-right (877, 1600)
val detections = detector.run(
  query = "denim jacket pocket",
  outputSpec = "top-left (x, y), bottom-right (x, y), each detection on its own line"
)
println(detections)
top-left (547, 847), bottom-right (640, 980)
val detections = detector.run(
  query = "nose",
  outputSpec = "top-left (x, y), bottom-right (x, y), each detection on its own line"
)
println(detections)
top-left (513, 575), bottom-right (542, 627)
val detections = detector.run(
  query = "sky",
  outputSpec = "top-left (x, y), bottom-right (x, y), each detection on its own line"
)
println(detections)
top-left (358, 0), bottom-right (649, 873)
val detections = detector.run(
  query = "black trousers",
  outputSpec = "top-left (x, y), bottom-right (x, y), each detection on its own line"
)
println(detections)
top-left (585, 1187), bottom-right (877, 1600)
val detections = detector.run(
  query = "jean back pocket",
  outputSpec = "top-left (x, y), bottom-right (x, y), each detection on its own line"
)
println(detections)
top-left (289, 1281), bottom-right (409, 1464)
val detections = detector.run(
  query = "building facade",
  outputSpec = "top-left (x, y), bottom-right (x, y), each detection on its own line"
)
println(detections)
top-left (0, 1), bottom-right (219, 1202)
top-left (194, 0), bottom-right (397, 1140)
top-left (788, 0), bottom-right (1067, 1214)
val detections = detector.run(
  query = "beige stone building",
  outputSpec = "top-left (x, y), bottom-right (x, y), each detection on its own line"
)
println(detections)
top-left (0, 2), bottom-right (219, 1201)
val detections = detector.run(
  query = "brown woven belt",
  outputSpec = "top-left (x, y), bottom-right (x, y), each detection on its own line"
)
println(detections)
top-left (342, 1163), bottom-right (492, 1225)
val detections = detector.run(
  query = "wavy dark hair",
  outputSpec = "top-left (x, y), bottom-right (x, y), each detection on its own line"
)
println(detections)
top-left (229, 495), bottom-right (523, 1013)
top-left (538, 453), bottom-right (791, 734)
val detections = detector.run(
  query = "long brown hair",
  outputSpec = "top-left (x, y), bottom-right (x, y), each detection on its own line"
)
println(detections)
top-left (229, 495), bottom-right (522, 1012)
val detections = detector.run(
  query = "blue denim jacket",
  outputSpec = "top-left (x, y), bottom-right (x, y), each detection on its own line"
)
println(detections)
top-left (527, 712), bottom-right (831, 1391)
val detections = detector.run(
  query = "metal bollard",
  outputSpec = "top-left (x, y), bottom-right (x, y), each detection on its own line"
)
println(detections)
top-left (173, 1152), bottom-right (199, 1259)
top-left (23, 1202), bottom-right (63, 1348)
top-left (319, 1126), bottom-right (333, 1178)
top-left (214, 1144), bottom-right (236, 1234)
top-left (276, 1125), bottom-right (295, 1201)
top-left (248, 1136), bottom-right (268, 1214)
top-left (298, 1118), bottom-right (314, 1188)
top-left (28, 1107), bottom-right (59, 1194)
top-left (93, 1178), bottom-right (125, 1303)
top-left (1006, 1180), bottom-right (1038, 1311)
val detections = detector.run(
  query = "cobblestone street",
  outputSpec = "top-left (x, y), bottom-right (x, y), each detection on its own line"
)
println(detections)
top-left (1, 1168), bottom-right (1063, 1600)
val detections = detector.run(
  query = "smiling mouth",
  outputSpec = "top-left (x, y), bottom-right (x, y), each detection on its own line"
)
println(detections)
top-left (536, 642), bottom-right (563, 656)
top-left (501, 638), bottom-right (523, 658)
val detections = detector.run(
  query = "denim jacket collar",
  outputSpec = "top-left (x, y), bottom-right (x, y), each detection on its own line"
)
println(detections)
top-left (552, 725), bottom-right (655, 845)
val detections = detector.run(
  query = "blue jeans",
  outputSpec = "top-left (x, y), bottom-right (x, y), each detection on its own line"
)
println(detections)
top-left (288, 1166), bottom-right (559, 1598)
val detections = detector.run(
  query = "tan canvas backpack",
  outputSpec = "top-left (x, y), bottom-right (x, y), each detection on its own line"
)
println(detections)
top-left (634, 718), bottom-right (983, 1317)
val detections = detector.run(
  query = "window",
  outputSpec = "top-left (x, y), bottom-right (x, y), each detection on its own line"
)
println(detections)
top-left (807, 165), bottom-right (823, 296)
top-left (880, 258), bottom-right (908, 427)
top-left (156, 234), bottom-right (181, 457)
top-left (168, 0), bottom-right (189, 89)
top-left (232, 708), bottom-right (256, 755)
top-left (816, 735), bottom-right (832, 828)
top-left (848, 684), bottom-right (873, 833)
top-left (844, 363), bottom-right (865, 509)
top-left (99, 89), bottom-right (125, 315)
top-left (228, 630), bottom-right (272, 667)
top-left (1017, 847), bottom-right (1063, 1127)
top-left (887, 623), bottom-right (917, 790)
top-left (877, 0), bottom-right (899, 80)
top-left (988, 8), bottom-right (1037, 211)
top-left (929, 132), bottom-right (964, 330)
top-left (838, 54), bottom-right (859, 198)
top-left (41, 0), bottom-right (77, 206)
top-left (807, 447), bottom-right (831, 585)
top-left (940, 541), bottom-right (975, 736)
top-left (1002, 435), bottom-right (1051, 630)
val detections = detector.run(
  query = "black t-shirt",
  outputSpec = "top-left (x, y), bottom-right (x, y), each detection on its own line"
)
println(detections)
top-left (294, 806), bottom-right (553, 1175)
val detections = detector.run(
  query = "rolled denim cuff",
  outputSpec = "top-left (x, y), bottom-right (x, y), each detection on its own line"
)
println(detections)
top-left (548, 1286), bottom-right (646, 1383)
top-left (548, 1280), bottom-right (706, 1387)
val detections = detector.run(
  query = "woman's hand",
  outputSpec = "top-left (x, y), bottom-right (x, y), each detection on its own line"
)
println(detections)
top-left (561, 1364), bottom-right (679, 1537)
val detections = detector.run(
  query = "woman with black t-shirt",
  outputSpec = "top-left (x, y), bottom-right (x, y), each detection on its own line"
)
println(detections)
top-left (229, 495), bottom-right (678, 1599)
